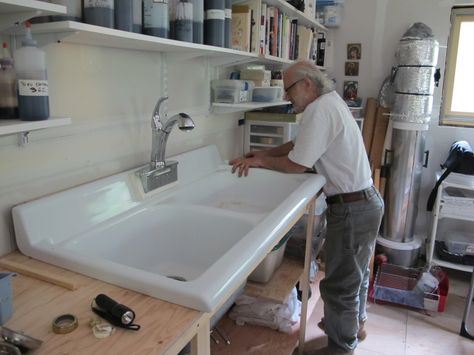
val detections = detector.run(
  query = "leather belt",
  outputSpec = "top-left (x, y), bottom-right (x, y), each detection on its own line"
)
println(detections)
top-left (326, 186), bottom-right (376, 205)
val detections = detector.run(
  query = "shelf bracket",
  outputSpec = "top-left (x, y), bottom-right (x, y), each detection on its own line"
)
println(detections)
top-left (0, 10), bottom-right (42, 32)
top-left (18, 131), bottom-right (30, 146)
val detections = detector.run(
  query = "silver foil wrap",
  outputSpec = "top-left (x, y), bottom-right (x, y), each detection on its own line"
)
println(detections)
top-left (390, 113), bottom-right (431, 124)
top-left (394, 66), bottom-right (436, 95)
top-left (393, 92), bottom-right (433, 120)
top-left (396, 39), bottom-right (439, 66)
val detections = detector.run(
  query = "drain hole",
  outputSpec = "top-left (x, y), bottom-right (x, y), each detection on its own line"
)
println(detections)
top-left (167, 275), bottom-right (187, 282)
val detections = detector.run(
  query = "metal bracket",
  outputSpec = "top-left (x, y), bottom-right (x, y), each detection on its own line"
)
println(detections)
top-left (18, 131), bottom-right (30, 146)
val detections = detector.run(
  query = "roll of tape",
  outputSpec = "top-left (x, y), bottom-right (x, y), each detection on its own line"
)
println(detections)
top-left (52, 314), bottom-right (78, 334)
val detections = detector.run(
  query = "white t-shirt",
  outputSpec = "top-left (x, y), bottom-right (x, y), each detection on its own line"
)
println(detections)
top-left (288, 91), bottom-right (373, 196)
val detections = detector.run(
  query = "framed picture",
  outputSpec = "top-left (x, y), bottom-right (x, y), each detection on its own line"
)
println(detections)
top-left (345, 61), bottom-right (359, 76)
top-left (347, 43), bottom-right (361, 60)
top-left (343, 81), bottom-right (358, 100)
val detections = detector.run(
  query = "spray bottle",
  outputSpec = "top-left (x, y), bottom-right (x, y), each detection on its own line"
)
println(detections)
top-left (0, 42), bottom-right (18, 119)
top-left (13, 22), bottom-right (50, 121)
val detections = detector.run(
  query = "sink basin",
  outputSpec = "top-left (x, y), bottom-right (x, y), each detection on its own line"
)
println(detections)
top-left (12, 145), bottom-right (325, 312)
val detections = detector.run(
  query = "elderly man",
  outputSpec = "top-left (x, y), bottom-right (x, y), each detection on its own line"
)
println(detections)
top-left (230, 60), bottom-right (384, 354)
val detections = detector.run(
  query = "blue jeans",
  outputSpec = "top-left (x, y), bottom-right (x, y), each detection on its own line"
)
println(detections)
top-left (320, 190), bottom-right (384, 352)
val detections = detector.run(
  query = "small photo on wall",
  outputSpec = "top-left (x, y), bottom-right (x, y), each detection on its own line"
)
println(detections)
top-left (343, 81), bottom-right (358, 100)
top-left (347, 43), bottom-right (361, 60)
top-left (345, 61), bottom-right (359, 76)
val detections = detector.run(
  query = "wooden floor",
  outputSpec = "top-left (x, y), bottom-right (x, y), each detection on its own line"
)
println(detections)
top-left (210, 276), bottom-right (322, 355)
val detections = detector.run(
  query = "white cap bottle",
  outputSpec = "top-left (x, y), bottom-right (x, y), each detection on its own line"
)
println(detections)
top-left (14, 22), bottom-right (49, 121)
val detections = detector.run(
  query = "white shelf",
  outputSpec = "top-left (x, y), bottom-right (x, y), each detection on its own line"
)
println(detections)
top-left (432, 256), bottom-right (473, 273)
top-left (211, 100), bottom-right (290, 114)
top-left (0, 0), bottom-right (66, 31)
top-left (0, 117), bottom-right (71, 136)
top-left (6, 21), bottom-right (310, 67)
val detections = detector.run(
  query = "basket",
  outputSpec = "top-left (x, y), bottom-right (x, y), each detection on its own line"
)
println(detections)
top-left (372, 264), bottom-right (448, 312)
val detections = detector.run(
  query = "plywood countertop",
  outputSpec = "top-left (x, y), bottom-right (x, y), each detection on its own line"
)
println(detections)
top-left (0, 252), bottom-right (207, 355)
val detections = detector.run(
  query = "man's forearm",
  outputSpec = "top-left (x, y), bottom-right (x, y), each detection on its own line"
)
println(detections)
top-left (259, 155), bottom-right (307, 173)
top-left (264, 141), bottom-right (295, 157)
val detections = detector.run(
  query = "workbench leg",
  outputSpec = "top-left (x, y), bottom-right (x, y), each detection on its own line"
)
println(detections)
top-left (190, 317), bottom-right (210, 355)
top-left (298, 197), bottom-right (316, 355)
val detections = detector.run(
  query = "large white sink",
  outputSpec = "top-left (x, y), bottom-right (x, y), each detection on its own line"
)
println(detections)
top-left (12, 145), bottom-right (325, 312)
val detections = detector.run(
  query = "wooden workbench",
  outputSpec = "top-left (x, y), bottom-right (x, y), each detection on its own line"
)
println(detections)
top-left (0, 252), bottom-right (209, 355)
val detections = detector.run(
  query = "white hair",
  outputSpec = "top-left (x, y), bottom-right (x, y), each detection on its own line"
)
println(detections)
top-left (289, 60), bottom-right (335, 95)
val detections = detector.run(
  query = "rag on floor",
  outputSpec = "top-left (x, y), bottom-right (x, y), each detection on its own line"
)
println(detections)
top-left (228, 287), bottom-right (301, 333)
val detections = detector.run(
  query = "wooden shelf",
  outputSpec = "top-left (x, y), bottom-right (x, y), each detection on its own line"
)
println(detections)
top-left (0, 117), bottom-right (71, 142)
top-left (212, 100), bottom-right (290, 114)
top-left (244, 257), bottom-right (303, 303)
top-left (0, 0), bottom-right (66, 31)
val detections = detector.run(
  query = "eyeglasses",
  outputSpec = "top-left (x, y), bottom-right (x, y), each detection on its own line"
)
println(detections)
top-left (284, 78), bottom-right (304, 92)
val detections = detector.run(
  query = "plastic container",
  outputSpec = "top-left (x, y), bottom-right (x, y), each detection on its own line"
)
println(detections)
top-left (143, 0), bottom-right (170, 38)
top-left (50, 0), bottom-right (82, 21)
top-left (175, 0), bottom-right (193, 42)
top-left (14, 23), bottom-right (49, 121)
top-left (224, 0), bottom-right (232, 48)
top-left (0, 273), bottom-right (14, 325)
top-left (0, 42), bottom-right (18, 119)
top-left (132, 0), bottom-right (143, 33)
top-left (83, 0), bottom-right (115, 28)
top-left (445, 232), bottom-right (474, 255)
top-left (115, 0), bottom-right (134, 32)
top-left (323, 4), bottom-right (343, 27)
top-left (252, 86), bottom-right (283, 102)
top-left (204, 0), bottom-right (225, 47)
top-left (193, 0), bottom-right (204, 43)
top-left (248, 240), bottom-right (288, 283)
top-left (211, 79), bottom-right (254, 103)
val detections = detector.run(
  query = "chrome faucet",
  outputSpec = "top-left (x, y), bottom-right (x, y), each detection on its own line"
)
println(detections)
top-left (136, 96), bottom-right (195, 193)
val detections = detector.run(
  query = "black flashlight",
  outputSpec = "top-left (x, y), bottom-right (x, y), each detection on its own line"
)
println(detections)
top-left (94, 294), bottom-right (135, 325)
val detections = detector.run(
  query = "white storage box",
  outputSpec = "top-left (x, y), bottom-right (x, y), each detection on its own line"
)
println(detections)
top-left (248, 240), bottom-right (287, 283)
top-left (240, 69), bottom-right (272, 87)
top-left (211, 80), bottom-right (254, 104)
top-left (252, 87), bottom-right (283, 102)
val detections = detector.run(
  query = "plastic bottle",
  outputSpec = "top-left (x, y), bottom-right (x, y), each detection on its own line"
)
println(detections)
top-left (83, 0), bottom-right (115, 28)
top-left (0, 42), bottom-right (18, 119)
top-left (50, 0), bottom-right (82, 22)
top-left (143, 0), bottom-right (170, 38)
top-left (204, 0), bottom-right (225, 47)
top-left (224, 0), bottom-right (231, 48)
top-left (193, 0), bottom-right (204, 44)
top-left (115, 0), bottom-right (134, 32)
top-left (175, 0), bottom-right (193, 42)
top-left (13, 22), bottom-right (49, 121)
top-left (132, 0), bottom-right (143, 33)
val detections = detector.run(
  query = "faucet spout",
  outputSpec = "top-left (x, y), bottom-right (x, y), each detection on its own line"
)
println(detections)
top-left (150, 97), bottom-right (195, 169)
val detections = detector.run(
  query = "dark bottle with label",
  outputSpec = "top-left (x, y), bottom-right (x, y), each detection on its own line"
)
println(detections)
top-left (83, 0), bottom-right (115, 28)
top-left (316, 32), bottom-right (326, 67)
top-left (204, 0), bottom-right (225, 47)
top-left (14, 23), bottom-right (49, 121)
top-left (144, 0), bottom-right (170, 38)
top-left (0, 42), bottom-right (18, 119)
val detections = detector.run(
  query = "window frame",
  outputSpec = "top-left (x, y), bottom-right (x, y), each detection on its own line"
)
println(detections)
top-left (440, 6), bottom-right (474, 127)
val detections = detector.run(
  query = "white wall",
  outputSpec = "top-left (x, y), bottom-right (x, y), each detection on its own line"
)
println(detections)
top-left (0, 41), bottom-right (243, 255)
top-left (331, 0), bottom-right (474, 238)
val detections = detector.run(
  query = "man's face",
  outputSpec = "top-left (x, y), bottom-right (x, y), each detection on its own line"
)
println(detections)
top-left (283, 75), bottom-right (306, 113)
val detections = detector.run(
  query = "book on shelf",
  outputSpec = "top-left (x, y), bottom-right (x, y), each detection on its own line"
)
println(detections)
top-left (232, 5), bottom-right (252, 52)
top-left (298, 25), bottom-right (314, 60)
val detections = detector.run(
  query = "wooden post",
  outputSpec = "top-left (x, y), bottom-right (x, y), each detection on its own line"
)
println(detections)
top-left (298, 196), bottom-right (316, 354)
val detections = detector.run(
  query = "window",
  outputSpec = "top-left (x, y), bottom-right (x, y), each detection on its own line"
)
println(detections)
top-left (440, 6), bottom-right (474, 127)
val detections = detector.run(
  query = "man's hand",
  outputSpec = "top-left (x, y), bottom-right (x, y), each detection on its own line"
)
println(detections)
top-left (229, 156), bottom-right (261, 177)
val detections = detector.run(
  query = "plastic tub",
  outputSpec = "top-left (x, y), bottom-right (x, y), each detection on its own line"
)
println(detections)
top-left (211, 79), bottom-right (254, 104)
top-left (248, 240), bottom-right (287, 283)
top-left (252, 87), bottom-right (283, 102)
